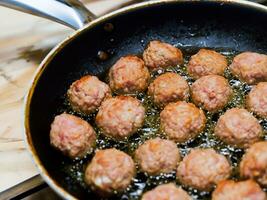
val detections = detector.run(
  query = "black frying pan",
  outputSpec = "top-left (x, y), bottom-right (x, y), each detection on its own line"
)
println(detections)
top-left (2, 0), bottom-right (267, 199)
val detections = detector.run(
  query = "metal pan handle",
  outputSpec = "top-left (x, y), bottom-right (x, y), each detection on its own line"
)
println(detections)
top-left (0, 0), bottom-right (96, 30)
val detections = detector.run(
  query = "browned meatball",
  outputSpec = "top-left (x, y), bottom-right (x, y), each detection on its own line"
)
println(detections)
top-left (215, 108), bottom-right (262, 148)
top-left (191, 75), bottom-right (232, 112)
top-left (148, 72), bottom-right (190, 107)
top-left (230, 52), bottom-right (267, 85)
top-left (212, 180), bottom-right (266, 200)
top-left (143, 40), bottom-right (183, 71)
top-left (109, 55), bottom-right (150, 94)
top-left (177, 148), bottom-right (231, 191)
top-left (188, 49), bottom-right (228, 79)
top-left (135, 138), bottom-right (181, 175)
top-left (96, 96), bottom-right (145, 140)
top-left (246, 82), bottom-right (267, 118)
top-left (85, 148), bottom-right (135, 196)
top-left (141, 183), bottom-right (191, 200)
top-left (160, 101), bottom-right (206, 143)
top-left (67, 75), bottom-right (111, 114)
top-left (240, 141), bottom-right (267, 186)
top-left (50, 113), bottom-right (96, 159)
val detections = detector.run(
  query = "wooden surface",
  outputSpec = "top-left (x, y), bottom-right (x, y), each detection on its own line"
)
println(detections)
top-left (0, 0), bottom-right (140, 193)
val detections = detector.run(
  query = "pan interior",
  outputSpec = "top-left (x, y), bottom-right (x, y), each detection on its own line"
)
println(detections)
top-left (28, 1), bottom-right (267, 199)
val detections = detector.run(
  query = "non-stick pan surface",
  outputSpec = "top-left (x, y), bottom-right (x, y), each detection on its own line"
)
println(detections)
top-left (25, 1), bottom-right (267, 199)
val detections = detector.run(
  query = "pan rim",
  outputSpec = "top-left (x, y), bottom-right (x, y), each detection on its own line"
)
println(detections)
top-left (22, 0), bottom-right (267, 199)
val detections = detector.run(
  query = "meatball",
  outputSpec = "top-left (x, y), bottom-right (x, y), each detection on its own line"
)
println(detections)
top-left (67, 75), bottom-right (111, 114)
top-left (212, 180), bottom-right (266, 200)
top-left (230, 52), bottom-right (267, 85)
top-left (135, 138), bottom-right (181, 175)
top-left (191, 75), bottom-right (232, 112)
top-left (85, 148), bottom-right (135, 196)
top-left (177, 148), bottom-right (231, 191)
top-left (148, 72), bottom-right (190, 107)
top-left (188, 49), bottom-right (228, 79)
top-left (50, 113), bottom-right (96, 158)
top-left (246, 82), bottom-right (267, 118)
top-left (142, 183), bottom-right (191, 200)
top-left (160, 101), bottom-right (206, 143)
top-left (96, 96), bottom-right (145, 140)
top-left (143, 40), bottom-right (183, 71)
top-left (109, 55), bottom-right (150, 94)
top-left (215, 108), bottom-right (262, 148)
top-left (240, 141), bottom-right (267, 186)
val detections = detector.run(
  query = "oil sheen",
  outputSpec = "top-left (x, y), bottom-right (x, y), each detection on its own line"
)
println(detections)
top-left (57, 47), bottom-right (267, 200)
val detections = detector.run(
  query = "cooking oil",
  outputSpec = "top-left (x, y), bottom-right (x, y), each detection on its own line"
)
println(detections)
top-left (58, 47), bottom-right (266, 200)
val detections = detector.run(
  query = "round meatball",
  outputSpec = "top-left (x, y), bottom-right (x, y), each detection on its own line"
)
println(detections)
top-left (246, 82), bottom-right (267, 118)
top-left (160, 101), bottom-right (206, 143)
top-left (142, 183), bottom-right (191, 200)
top-left (96, 96), bottom-right (145, 140)
top-left (230, 52), bottom-right (267, 85)
top-left (85, 148), bottom-right (135, 196)
top-left (148, 72), bottom-right (190, 107)
top-left (177, 149), bottom-right (231, 191)
top-left (240, 141), bottom-right (267, 186)
top-left (215, 108), bottom-right (262, 148)
top-left (109, 55), bottom-right (150, 94)
top-left (191, 75), bottom-right (232, 112)
top-left (67, 75), bottom-right (111, 114)
top-left (212, 180), bottom-right (266, 200)
top-left (50, 113), bottom-right (96, 159)
top-left (143, 40), bottom-right (183, 71)
top-left (188, 49), bottom-right (228, 79)
top-left (135, 138), bottom-right (181, 175)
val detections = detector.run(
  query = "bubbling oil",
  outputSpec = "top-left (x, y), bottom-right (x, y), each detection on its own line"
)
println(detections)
top-left (58, 47), bottom-right (267, 200)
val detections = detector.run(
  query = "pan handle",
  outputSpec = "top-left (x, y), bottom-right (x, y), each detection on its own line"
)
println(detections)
top-left (0, 0), bottom-right (96, 30)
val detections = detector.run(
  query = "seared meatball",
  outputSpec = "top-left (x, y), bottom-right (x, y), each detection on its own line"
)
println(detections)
top-left (212, 180), bottom-right (266, 200)
top-left (135, 138), bottom-right (181, 175)
top-left (177, 148), bottom-right (231, 191)
top-left (50, 113), bottom-right (96, 159)
top-left (142, 183), bottom-right (191, 200)
top-left (85, 148), bottom-right (135, 196)
top-left (246, 82), bottom-right (267, 118)
top-left (240, 141), bottom-right (267, 186)
top-left (215, 108), bottom-right (262, 148)
top-left (160, 101), bottom-right (206, 143)
top-left (191, 75), bottom-right (232, 112)
top-left (143, 40), bottom-right (183, 71)
top-left (96, 96), bottom-right (145, 140)
top-left (67, 75), bottom-right (111, 114)
top-left (188, 49), bottom-right (228, 79)
top-left (109, 55), bottom-right (150, 94)
top-left (230, 52), bottom-right (267, 85)
top-left (148, 72), bottom-right (189, 107)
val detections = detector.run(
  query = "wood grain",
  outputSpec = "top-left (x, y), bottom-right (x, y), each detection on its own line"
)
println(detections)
top-left (0, 0), bottom-right (137, 193)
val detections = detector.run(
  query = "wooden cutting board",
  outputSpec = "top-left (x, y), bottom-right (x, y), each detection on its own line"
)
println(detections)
top-left (0, 0), bottom-right (140, 192)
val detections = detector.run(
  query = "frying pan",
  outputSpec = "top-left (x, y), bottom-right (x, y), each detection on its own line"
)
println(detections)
top-left (1, 0), bottom-right (267, 199)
